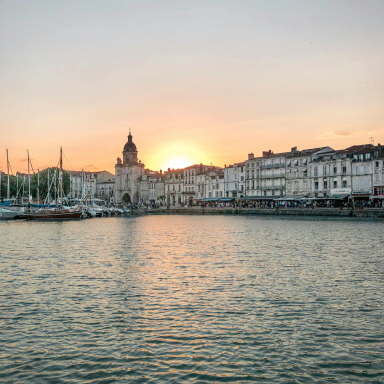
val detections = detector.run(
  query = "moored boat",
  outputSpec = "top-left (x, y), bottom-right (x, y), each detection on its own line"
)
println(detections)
top-left (0, 208), bottom-right (20, 220)
top-left (23, 208), bottom-right (82, 220)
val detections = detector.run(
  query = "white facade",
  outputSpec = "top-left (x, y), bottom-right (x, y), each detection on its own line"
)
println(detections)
top-left (224, 162), bottom-right (245, 198)
top-left (205, 172), bottom-right (225, 199)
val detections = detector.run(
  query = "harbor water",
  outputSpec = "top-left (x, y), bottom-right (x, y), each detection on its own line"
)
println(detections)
top-left (1, 216), bottom-right (383, 383)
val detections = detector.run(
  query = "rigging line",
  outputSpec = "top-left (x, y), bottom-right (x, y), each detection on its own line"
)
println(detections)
top-left (63, 151), bottom-right (74, 171)
top-left (29, 160), bottom-right (36, 175)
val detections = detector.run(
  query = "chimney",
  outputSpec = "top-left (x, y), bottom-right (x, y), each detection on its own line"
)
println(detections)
top-left (262, 150), bottom-right (273, 158)
top-left (168, 168), bottom-right (171, 171)
top-left (160, 169), bottom-right (162, 174)
top-left (291, 146), bottom-right (297, 154)
top-left (248, 153), bottom-right (254, 160)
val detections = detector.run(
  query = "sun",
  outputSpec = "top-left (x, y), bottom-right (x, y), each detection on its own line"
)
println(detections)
top-left (162, 157), bottom-right (192, 171)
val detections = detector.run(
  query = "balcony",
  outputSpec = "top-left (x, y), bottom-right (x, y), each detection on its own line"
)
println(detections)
top-left (261, 163), bottom-right (285, 169)
top-left (182, 191), bottom-right (196, 195)
top-left (260, 185), bottom-right (285, 190)
top-left (261, 174), bottom-right (285, 179)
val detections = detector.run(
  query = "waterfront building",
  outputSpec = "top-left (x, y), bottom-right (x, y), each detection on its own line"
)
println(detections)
top-left (224, 162), bottom-right (245, 198)
top-left (350, 144), bottom-right (375, 200)
top-left (245, 153), bottom-right (263, 197)
top-left (285, 147), bottom-right (330, 198)
top-left (245, 151), bottom-right (287, 198)
top-left (68, 170), bottom-right (96, 199)
top-left (139, 170), bottom-right (165, 205)
top-left (69, 170), bottom-right (115, 201)
top-left (204, 169), bottom-right (225, 199)
top-left (373, 144), bottom-right (384, 197)
top-left (164, 168), bottom-right (184, 206)
top-left (115, 132), bottom-right (145, 204)
top-left (183, 164), bottom-right (222, 205)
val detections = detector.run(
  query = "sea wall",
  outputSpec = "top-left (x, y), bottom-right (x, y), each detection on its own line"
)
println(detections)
top-left (135, 207), bottom-right (384, 218)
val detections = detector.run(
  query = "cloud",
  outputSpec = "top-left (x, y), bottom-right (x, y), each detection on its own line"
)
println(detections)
top-left (317, 130), bottom-right (368, 139)
top-left (84, 164), bottom-right (99, 170)
top-left (333, 131), bottom-right (354, 136)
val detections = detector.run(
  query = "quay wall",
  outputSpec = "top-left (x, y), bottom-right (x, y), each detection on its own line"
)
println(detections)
top-left (134, 208), bottom-right (384, 218)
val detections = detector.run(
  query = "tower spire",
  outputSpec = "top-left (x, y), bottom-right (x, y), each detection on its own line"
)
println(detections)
top-left (129, 127), bottom-right (131, 136)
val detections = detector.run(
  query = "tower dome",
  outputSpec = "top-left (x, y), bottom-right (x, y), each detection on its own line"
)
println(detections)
top-left (123, 132), bottom-right (137, 152)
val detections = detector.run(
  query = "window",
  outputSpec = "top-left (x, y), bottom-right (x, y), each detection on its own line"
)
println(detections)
top-left (287, 161), bottom-right (291, 166)
top-left (324, 179), bottom-right (328, 189)
top-left (342, 166), bottom-right (347, 174)
top-left (333, 166), bottom-right (337, 174)
top-left (376, 161), bottom-right (379, 168)
top-left (356, 167), bottom-right (360, 176)
top-left (315, 180), bottom-right (319, 190)
top-left (323, 166), bottom-right (327, 176)
top-left (364, 165), bottom-right (369, 175)
top-left (333, 178), bottom-right (337, 188)
top-left (314, 166), bottom-right (318, 177)
top-left (355, 178), bottom-right (360, 190)
top-left (342, 179), bottom-right (347, 188)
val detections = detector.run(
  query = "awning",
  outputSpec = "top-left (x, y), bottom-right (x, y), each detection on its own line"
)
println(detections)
top-left (201, 198), bottom-right (219, 201)
top-left (219, 198), bottom-right (233, 201)
top-left (275, 196), bottom-right (305, 201)
top-left (371, 195), bottom-right (384, 199)
top-left (240, 196), bottom-right (280, 200)
top-left (330, 194), bottom-right (350, 200)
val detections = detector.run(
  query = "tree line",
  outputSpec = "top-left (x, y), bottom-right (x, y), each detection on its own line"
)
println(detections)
top-left (0, 168), bottom-right (70, 202)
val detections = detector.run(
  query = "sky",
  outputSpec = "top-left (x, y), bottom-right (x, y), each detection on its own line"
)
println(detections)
top-left (0, 0), bottom-right (383, 174)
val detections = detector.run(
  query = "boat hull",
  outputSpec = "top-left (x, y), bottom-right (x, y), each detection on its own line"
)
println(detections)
top-left (24, 211), bottom-right (82, 220)
top-left (0, 209), bottom-right (20, 220)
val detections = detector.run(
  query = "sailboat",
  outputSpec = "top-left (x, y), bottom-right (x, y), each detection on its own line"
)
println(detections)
top-left (23, 147), bottom-right (83, 220)
top-left (0, 149), bottom-right (23, 220)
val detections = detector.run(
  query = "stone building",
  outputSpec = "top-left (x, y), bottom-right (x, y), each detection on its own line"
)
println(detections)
top-left (224, 162), bottom-right (245, 198)
top-left (285, 147), bottom-right (331, 198)
top-left (139, 170), bottom-right (165, 205)
top-left (205, 169), bottom-right (225, 199)
top-left (373, 144), bottom-right (384, 196)
top-left (164, 168), bottom-right (184, 206)
top-left (115, 132), bottom-right (145, 204)
top-left (183, 164), bottom-right (222, 205)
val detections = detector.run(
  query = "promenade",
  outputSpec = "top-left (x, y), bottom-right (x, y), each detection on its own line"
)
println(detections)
top-left (137, 206), bottom-right (384, 218)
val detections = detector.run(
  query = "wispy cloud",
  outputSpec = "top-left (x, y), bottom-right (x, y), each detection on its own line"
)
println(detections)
top-left (19, 158), bottom-right (34, 162)
top-left (84, 164), bottom-right (99, 170)
top-left (333, 131), bottom-right (354, 136)
top-left (317, 130), bottom-right (370, 139)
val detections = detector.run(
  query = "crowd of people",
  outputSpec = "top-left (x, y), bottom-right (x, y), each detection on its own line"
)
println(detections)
top-left (188, 198), bottom-right (384, 210)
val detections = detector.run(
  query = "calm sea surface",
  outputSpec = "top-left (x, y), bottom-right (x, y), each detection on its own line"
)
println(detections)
top-left (1, 216), bottom-right (383, 383)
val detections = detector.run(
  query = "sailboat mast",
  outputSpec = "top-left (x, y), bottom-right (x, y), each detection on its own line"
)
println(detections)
top-left (27, 149), bottom-right (31, 202)
top-left (37, 169), bottom-right (40, 203)
top-left (6, 148), bottom-right (10, 201)
top-left (47, 168), bottom-right (50, 204)
top-left (60, 147), bottom-right (63, 205)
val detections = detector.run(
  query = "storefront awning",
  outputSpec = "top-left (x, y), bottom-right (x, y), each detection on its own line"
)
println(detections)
top-left (330, 194), bottom-right (350, 200)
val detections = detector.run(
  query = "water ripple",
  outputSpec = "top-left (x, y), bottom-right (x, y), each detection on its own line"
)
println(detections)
top-left (1, 216), bottom-right (383, 383)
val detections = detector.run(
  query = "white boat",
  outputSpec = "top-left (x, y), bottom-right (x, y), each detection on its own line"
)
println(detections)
top-left (0, 208), bottom-right (20, 220)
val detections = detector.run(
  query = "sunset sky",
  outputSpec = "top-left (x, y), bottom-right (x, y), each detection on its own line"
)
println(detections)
top-left (0, 0), bottom-right (383, 174)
